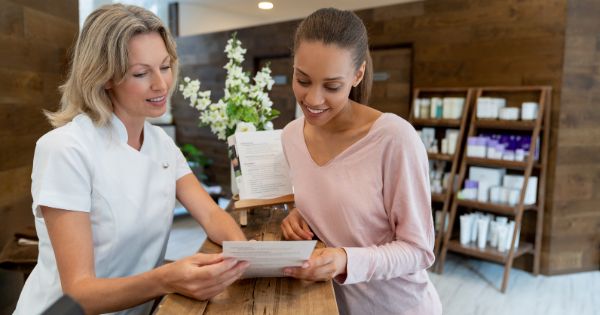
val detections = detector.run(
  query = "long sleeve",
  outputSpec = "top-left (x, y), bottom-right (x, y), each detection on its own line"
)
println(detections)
top-left (340, 126), bottom-right (435, 285)
top-left (284, 114), bottom-right (441, 314)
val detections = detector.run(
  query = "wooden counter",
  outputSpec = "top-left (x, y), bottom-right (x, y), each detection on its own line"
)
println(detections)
top-left (154, 207), bottom-right (339, 315)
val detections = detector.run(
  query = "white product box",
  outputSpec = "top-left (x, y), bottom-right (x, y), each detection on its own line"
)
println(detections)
top-left (502, 175), bottom-right (538, 205)
top-left (469, 166), bottom-right (506, 187)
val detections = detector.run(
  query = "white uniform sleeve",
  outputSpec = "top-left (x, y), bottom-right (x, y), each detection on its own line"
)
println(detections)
top-left (31, 131), bottom-right (92, 217)
top-left (167, 138), bottom-right (192, 180)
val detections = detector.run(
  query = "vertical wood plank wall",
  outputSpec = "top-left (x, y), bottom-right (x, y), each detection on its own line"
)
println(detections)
top-left (550, 0), bottom-right (600, 274)
top-left (0, 0), bottom-right (78, 248)
top-left (174, 0), bottom-right (600, 274)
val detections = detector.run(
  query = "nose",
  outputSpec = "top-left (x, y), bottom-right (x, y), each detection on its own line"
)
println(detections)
top-left (151, 70), bottom-right (168, 92)
top-left (304, 86), bottom-right (324, 106)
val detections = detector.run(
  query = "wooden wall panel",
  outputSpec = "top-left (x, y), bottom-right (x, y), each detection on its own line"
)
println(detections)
top-left (548, 0), bottom-right (600, 274)
top-left (0, 0), bottom-right (78, 253)
top-left (173, 0), bottom-right (598, 273)
top-left (370, 48), bottom-right (412, 118)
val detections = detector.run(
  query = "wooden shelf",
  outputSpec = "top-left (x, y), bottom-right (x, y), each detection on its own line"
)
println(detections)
top-left (466, 157), bottom-right (541, 170)
top-left (410, 87), bottom-right (474, 267)
top-left (438, 86), bottom-right (551, 293)
top-left (431, 193), bottom-right (446, 203)
top-left (446, 240), bottom-right (533, 263)
top-left (429, 153), bottom-right (454, 161)
top-left (412, 118), bottom-right (461, 127)
top-left (416, 87), bottom-right (471, 93)
top-left (479, 86), bottom-right (548, 92)
top-left (476, 119), bottom-right (537, 131)
top-left (456, 199), bottom-right (537, 215)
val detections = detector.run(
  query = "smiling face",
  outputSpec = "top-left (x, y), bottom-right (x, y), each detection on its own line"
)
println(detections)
top-left (293, 41), bottom-right (364, 127)
top-left (106, 32), bottom-right (173, 124)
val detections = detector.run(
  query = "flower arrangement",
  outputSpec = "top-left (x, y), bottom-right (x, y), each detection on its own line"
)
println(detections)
top-left (179, 33), bottom-right (279, 140)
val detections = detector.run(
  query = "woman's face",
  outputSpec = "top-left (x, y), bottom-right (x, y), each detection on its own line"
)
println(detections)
top-left (292, 41), bottom-right (364, 127)
top-left (107, 32), bottom-right (173, 123)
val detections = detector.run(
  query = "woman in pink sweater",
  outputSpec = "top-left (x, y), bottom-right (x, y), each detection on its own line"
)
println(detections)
top-left (280, 8), bottom-right (442, 315)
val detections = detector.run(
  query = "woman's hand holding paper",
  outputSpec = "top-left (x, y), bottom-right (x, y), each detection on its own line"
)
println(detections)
top-left (156, 253), bottom-right (249, 300)
top-left (282, 248), bottom-right (347, 282)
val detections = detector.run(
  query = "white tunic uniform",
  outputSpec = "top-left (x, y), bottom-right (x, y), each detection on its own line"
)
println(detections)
top-left (14, 114), bottom-right (191, 315)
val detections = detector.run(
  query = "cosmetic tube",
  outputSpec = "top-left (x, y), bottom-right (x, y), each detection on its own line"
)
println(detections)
top-left (477, 218), bottom-right (490, 249)
top-left (460, 215), bottom-right (472, 245)
top-left (489, 221), bottom-right (499, 247)
top-left (497, 224), bottom-right (508, 252)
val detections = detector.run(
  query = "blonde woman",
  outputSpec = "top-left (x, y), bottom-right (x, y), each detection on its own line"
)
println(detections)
top-left (14, 4), bottom-right (248, 315)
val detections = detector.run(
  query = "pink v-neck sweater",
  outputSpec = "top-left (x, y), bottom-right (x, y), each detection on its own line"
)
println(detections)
top-left (282, 113), bottom-right (442, 315)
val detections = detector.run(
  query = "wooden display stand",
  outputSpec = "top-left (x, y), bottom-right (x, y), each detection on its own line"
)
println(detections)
top-left (408, 87), bottom-right (474, 261)
top-left (437, 86), bottom-right (551, 292)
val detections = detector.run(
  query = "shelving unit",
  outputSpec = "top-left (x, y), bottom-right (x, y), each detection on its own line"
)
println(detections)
top-left (437, 86), bottom-right (551, 292)
top-left (409, 87), bottom-right (474, 260)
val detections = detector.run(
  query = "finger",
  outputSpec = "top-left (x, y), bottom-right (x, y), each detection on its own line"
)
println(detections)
top-left (290, 220), bottom-right (313, 240)
top-left (195, 262), bottom-right (248, 298)
top-left (216, 261), bottom-right (249, 283)
top-left (282, 222), bottom-right (305, 240)
top-left (285, 262), bottom-right (334, 281)
top-left (198, 258), bottom-right (239, 280)
top-left (300, 220), bottom-right (314, 238)
top-left (285, 265), bottom-right (325, 281)
top-left (190, 253), bottom-right (224, 266)
top-left (283, 266), bottom-right (307, 278)
top-left (281, 223), bottom-right (290, 240)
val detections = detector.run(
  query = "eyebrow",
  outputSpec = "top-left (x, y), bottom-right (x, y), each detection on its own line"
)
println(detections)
top-left (295, 68), bottom-right (343, 81)
top-left (129, 56), bottom-right (171, 68)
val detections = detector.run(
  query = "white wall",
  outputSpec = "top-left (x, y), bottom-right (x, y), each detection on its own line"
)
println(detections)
top-left (179, 3), bottom-right (267, 37)
top-left (79, 0), bottom-right (169, 27)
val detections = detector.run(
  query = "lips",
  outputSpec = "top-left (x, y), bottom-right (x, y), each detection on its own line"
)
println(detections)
top-left (306, 107), bottom-right (327, 114)
top-left (146, 96), bottom-right (165, 102)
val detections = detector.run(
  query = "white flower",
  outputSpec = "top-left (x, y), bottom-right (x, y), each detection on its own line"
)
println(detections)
top-left (179, 33), bottom-right (277, 141)
top-left (261, 95), bottom-right (273, 109)
top-left (235, 122), bottom-right (256, 133)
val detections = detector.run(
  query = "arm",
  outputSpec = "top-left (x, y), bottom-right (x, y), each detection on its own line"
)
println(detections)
top-left (286, 125), bottom-right (435, 284)
top-left (340, 129), bottom-right (435, 284)
top-left (43, 206), bottom-right (248, 315)
top-left (176, 173), bottom-right (246, 244)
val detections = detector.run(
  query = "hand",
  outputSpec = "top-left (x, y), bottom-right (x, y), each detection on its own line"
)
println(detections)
top-left (283, 248), bottom-right (347, 282)
top-left (281, 208), bottom-right (314, 240)
top-left (157, 253), bottom-right (249, 300)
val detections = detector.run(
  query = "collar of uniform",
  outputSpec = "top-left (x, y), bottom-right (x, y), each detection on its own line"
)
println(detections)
top-left (110, 113), bottom-right (129, 144)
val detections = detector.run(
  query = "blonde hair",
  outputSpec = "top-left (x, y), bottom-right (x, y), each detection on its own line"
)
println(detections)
top-left (47, 4), bottom-right (179, 127)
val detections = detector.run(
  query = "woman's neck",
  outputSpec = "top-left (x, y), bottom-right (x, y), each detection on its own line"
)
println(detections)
top-left (113, 110), bottom-right (145, 150)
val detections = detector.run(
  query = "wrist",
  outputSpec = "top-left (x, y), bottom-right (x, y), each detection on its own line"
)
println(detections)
top-left (335, 248), bottom-right (348, 277)
top-left (149, 264), bottom-right (171, 296)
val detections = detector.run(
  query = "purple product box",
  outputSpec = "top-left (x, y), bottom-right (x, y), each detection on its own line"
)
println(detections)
top-left (464, 179), bottom-right (479, 189)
